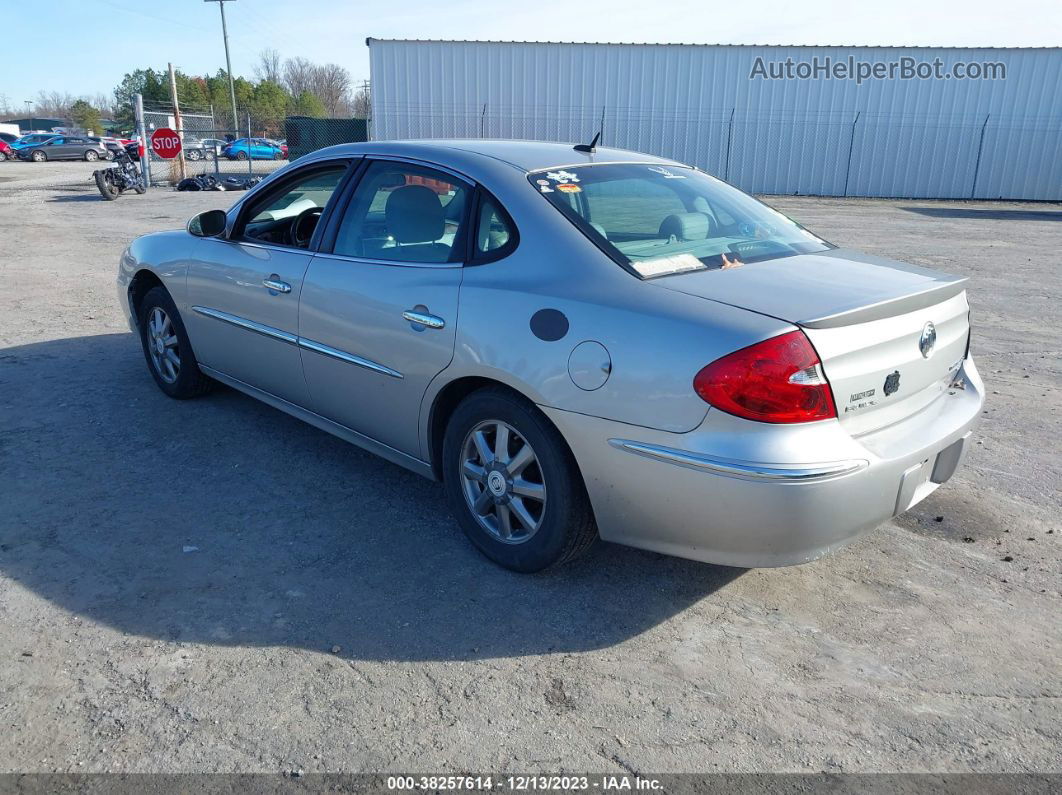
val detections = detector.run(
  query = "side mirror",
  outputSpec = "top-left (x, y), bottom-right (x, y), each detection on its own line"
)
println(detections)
top-left (188, 209), bottom-right (228, 238)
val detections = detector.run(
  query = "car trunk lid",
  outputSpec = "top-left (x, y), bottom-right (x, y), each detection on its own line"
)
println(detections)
top-left (655, 248), bottom-right (970, 434)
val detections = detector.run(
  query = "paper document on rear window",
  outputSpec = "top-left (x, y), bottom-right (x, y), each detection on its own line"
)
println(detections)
top-left (631, 253), bottom-right (707, 278)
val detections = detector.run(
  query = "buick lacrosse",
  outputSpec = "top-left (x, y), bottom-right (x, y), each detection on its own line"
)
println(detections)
top-left (117, 140), bottom-right (983, 571)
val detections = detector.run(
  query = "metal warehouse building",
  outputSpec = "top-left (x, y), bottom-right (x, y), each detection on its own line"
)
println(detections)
top-left (368, 39), bottom-right (1062, 200)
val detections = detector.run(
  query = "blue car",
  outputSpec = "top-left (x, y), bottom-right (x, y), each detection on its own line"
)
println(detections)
top-left (11, 133), bottom-right (60, 152)
top-left (222, 137), bottom-right (286, 161)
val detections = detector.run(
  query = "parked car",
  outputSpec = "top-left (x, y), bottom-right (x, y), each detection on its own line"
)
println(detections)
top-left (182, 138), bottom-right (219, 161)
top-left (222, 137), bottom-right (285, 161)
top-left (0, 131), bottom-right (18, 145)
top-left (116, 140), bottom-right (983, 572)
top-left (18, 135), bottom-right (109, 162)
top-left (0, 140), bottom-right (13, 161)
top-left (10, 133), bottom-right (60, 153)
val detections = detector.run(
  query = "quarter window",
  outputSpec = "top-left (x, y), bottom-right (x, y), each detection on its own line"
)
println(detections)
top-left (474, 196), bottom-right (515, 256)
top-left (333, 161), bottom-right (470, 264)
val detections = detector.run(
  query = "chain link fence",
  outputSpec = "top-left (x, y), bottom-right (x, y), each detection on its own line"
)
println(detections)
top-left (372, 103), bottom-right (1062, 201)
top-left (137, 102), bottom-right (369, 187)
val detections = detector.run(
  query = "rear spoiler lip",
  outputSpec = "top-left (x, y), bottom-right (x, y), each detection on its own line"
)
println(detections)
top-left (797, 277), bottom-right (968, 329)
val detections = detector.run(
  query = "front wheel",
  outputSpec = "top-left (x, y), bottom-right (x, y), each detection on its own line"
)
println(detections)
top-left (137, 287), bottom-right (215, 399)
top-left (442, 388), bottom-right (597, 572)
top-left (94, 169), bottom-right (119, 200)
top-left (0, 152), bottom-right (7, 162)
top-left (31, 150), bottom-right (46, 162)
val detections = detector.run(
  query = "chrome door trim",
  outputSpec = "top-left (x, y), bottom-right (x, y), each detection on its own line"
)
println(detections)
top-left (608, 439), bottom-right (868, 482)
top-left (191, 305), bottom-right (298, 345)
top-left (298, 337), bottom-right (404, 379)
top-left (312, 251), bottom-right (463, 269)
top-left (192, 305), bottom-right (404, 379)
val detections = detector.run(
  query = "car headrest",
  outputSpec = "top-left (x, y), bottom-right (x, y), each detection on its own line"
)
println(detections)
top-left (385, 185), bottom-right (444, 243)
top-left (658, 212), bottom-right (713, 242)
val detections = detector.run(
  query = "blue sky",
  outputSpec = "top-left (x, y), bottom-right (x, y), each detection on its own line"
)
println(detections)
top-left (3, 0), bottom-right (1059, 108)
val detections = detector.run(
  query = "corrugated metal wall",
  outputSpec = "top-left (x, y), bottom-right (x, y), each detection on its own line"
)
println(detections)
top-left (369, 40), bottom-right (1062, 200)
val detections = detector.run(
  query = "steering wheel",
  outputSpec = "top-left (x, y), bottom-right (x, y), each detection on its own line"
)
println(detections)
top-left (291, 206), bottom-right (323, 248)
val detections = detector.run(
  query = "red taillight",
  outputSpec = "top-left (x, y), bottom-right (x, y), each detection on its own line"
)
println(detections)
top-left (694, 330), bottom-right (836, 424)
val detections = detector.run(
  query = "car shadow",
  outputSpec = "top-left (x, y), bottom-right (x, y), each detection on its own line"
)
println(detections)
top-left (902, 206), bottom-right (1062, 222)
top-left (0, 333), bottom-right (742, 662)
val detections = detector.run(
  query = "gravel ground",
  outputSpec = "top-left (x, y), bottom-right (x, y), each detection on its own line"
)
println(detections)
top-left (0, 163), bottom-right (1059, 775)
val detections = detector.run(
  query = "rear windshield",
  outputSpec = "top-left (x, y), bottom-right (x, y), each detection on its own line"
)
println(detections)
top-left (528, 163), bottom-right (831, 278)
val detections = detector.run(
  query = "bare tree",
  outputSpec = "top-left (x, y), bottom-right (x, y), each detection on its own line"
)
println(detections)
top-left (311, 63), bottom-right (351, 118)
top-left (255, 48), bottom-right (283, 85)
top-left (34, 91), bottom-right (77, 119)
top-left (282, 57), bottom-right (316, 98)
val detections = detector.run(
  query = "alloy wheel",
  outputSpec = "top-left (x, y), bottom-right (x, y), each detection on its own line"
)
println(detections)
top-left (147, 306), bottom-right (180, 384)
top-left (459, 420), bottom-right (547, 544)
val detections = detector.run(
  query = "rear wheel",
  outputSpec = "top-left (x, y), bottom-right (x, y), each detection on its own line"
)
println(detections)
top-left (137, 286), bottom-right (214, 399)
top-left (84, 149), bottom-right (99, 162)
top-left (442, 388), bottom-right (597, 572)
top-left (187, 149), bottom-right (202, 161)
top-left (235, 151), bottom-right (248, 161)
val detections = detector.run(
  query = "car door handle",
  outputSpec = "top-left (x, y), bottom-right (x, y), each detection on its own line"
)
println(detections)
top-left (262, 278), bottom-right (291, 294)
top-left (402, 310), bottom-right (445, 329)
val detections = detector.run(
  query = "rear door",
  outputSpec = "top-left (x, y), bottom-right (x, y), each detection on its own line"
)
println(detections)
top-left (297, 158), bottom-right (471, 457)
top-left (183, 160), bottom-right (353, 408)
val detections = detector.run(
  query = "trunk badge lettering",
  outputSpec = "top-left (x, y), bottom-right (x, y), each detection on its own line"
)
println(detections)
top-left (883, 371), bottom-right (901, 396)
top-left (919, 321), bottom-right (937, 358)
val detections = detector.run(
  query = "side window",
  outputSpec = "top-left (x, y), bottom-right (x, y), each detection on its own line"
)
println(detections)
top-left (333, 160), bottom-right (470, 264)
top-left (582, 178), bottom-right (685, 240)
top-left (474, 195), bottom-right (516, 258)
top-left (238, 164), bottom-right (347, 249)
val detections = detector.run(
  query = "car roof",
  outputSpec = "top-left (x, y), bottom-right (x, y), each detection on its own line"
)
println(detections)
top-left (309, 139), bottom-right (684, 173)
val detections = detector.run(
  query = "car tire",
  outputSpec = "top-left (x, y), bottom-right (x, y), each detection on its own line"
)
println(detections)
top-left (0, 152), bottom-right (6, 162)
top-left (137, 286), bottom-right (215, 399)
top-left (235, 151), bottom-right (248, 161)
top-left (84, 150), bottom-right (99, 162)
top-left (31, 150), bottom-right (46, 162)
top-left (442, 387), bottom-right (597, 572)
top-left (273, 152), bottom-right (283, 160)
top-left (187, 149), bottom-right (201, 161)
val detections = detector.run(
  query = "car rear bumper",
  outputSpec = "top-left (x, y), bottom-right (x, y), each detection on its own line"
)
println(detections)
top-left (542, 356), bottom-right (983, 568)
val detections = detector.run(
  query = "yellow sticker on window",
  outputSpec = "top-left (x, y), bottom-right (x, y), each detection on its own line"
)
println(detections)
top-left (556, 183), bottom-right (582, 193)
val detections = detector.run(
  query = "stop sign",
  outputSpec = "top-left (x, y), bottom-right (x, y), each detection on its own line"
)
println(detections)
top-left (151, 128), bottom-right (182, 159)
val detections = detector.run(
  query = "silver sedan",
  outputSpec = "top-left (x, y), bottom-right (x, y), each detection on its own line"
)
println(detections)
top-left (117, 140), bottom-right (984, 572)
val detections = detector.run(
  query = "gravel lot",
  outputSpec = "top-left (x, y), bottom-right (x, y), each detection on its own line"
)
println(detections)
top-left (0, 162), bottom-right (1059, 775)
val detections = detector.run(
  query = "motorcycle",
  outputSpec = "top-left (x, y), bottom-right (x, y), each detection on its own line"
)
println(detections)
top-left (93, 145), bottom-right (146, 200)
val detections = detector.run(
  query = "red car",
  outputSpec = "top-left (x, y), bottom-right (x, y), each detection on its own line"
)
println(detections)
top-left (0, 139), bottom-right (13, 161)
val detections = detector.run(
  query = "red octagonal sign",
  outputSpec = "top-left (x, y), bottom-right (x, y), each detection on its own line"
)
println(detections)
top-left (150, 128), bottom-right (182, 159)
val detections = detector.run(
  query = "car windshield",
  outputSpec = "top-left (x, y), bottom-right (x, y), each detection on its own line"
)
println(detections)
top-left (528, 163), bottom-right (831, 278)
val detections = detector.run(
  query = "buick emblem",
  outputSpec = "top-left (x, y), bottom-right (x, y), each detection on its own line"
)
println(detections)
top-left (919, 321), bottom-right (937, 359)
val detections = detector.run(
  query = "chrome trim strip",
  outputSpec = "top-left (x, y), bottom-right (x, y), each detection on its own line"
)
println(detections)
top-left (608, 439), bottom-right (868, 482)
top-left (191, 306), bottom-right (297, 345)
top-left (298, 337), bottom-right (404, 379)
top-left (312, 251), bottom-right (463, 269)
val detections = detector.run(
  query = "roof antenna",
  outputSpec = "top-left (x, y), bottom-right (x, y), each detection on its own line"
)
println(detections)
top-left (574, 131), bottom-right (601, 154)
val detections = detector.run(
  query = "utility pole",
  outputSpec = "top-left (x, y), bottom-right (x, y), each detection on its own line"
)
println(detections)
top-left (168, 62), bottom-right (187, 181)
top-left (204, 0), bottom-right (239, 137)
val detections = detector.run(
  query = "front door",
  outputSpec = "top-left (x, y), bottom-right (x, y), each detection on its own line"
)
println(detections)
top-left (182, 160), bottom-right (352, 408)
top-left (298, 159), bottom-right (472, 458)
